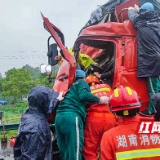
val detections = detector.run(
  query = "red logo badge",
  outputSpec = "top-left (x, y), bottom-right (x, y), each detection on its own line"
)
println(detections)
top-left (137, 121), bottom-right (160, 134)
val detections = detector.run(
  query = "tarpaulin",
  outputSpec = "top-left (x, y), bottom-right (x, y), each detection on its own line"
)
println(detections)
top-left (14, 86), bottom-right (59, 160)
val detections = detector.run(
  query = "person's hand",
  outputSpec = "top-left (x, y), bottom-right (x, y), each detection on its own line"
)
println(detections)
top-left (99, 96), bottom-right (109, 104)
top-left (57, 92), bottom-right (64, 101)
top-left (134, 4), bottom-right (140, 13)
top-left (128, 7), bottom-right (135, 10)
top-left (94, 72), bottom-right (101, 78)
top-left (54, 55), bottom-right (61, 61)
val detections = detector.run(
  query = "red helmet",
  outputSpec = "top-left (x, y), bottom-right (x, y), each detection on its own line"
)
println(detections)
top-left (86, 75), bottom-right (99, 84)
top-left (110, 85), bottom-right (141, 112)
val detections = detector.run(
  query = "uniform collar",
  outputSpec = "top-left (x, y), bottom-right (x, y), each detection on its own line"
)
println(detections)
top-left (122, 115), bottom-right (140, 125)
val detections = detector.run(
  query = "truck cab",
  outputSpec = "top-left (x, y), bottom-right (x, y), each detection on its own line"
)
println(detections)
top-left (73, 20), bottom-right (149, 112)
top-left (41, 0), bottom-right (156, 122)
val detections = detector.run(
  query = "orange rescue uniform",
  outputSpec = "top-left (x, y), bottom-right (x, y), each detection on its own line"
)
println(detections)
top-left (83, 84), bottom-right (116, 160)
top-left (100, 116), bottom-right (160, 160)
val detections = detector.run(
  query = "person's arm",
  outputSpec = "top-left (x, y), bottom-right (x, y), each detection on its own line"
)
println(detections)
top-left (128, 9), bottom-right (139, 27)
top-left (101, 69), bottom-right (114, 79)
top-left (54, 55), bottom-right (62, 65)
top-left (77, 80), bottom-right (100, 103)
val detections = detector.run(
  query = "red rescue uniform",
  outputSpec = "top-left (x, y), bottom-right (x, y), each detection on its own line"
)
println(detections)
top-left (83, 84), bottom-right (116, 160)
top-left (100, 116), bottom-right (160, 160)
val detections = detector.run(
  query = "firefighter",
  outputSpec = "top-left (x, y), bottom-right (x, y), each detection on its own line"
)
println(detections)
top-left (100, 85), bottom-right (160, 160)
top-left (128, 2), bottom-right (160, 116)
top-left (83, 75), bottom-right (116, 160)
top-left (55, 70), bottom-right (109, 160)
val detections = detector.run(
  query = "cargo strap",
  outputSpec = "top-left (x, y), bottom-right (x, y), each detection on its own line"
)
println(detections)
top-left (87, 112), bottom-right (114, 117)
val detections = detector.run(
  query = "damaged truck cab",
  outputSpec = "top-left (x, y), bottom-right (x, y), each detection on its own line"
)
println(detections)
top-left (41, 0), bottom-right (155, 122)
top-left (73, 20), bottom-right (149, 112)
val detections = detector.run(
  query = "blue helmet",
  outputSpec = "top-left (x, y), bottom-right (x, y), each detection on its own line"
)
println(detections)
top-left (75, 69), bottom-right (86, 78)
top-left (140, 2), bottom-right (154, 11)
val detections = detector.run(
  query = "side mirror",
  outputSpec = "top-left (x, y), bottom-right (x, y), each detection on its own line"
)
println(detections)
top-left (47, 42), bottom-right (58, 66)
top-left (40, 64), bottom-right (52, 76)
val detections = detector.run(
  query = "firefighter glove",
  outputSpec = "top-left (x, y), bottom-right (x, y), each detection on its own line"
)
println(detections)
top-left (99, 96), bottom-right (109, 104)
top-left (57, 92), bottom-right (64, 101)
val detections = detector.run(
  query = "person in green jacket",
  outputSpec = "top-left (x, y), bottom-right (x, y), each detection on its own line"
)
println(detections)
top-left (55, 69), bottom-right (109, 160)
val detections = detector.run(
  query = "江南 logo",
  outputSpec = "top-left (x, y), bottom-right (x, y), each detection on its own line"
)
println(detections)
top-left (137, 121), bottom-right (160, 134)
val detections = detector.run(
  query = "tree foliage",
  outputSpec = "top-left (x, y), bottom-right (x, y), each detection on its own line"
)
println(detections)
top-left (1, 67), bottom-right (36, 98)
top-left (24, 64), bottom-right (40, 81)
top-left (0, 73), bottom-right (3, 92)
top-left (36, 66), bottom-right (59, 89)
top-left (36, 73), bottom-right (54, 88)
top-left (0, 73), bottom-right (3, 79)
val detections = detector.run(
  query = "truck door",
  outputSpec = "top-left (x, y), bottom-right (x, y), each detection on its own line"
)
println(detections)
top-left (41, 14), bottom-right (76, 95)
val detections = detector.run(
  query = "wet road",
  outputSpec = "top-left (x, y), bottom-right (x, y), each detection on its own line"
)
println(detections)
top-left (0, 142), bottom-right (14, 160)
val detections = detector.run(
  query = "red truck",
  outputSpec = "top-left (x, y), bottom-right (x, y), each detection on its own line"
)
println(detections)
top-left (41, 0), bottom-right (160, 158)
top-left (41, 0), bottom-right (156, 120)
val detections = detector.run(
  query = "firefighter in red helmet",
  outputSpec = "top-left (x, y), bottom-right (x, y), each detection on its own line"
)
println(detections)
top-left (83, 75), bottom-right (116, 160)
top-left (100, 85), bottom-right (160, 160)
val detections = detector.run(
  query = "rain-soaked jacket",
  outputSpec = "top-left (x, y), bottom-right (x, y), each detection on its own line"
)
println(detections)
top-left (14, 86), bottom-right (59, 160)
top-left (128, 9), bottom-right (160, 77)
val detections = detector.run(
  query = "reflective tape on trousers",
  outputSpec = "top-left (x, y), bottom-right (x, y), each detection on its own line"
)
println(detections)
top-left (116, 148), bottom-right (160, 160)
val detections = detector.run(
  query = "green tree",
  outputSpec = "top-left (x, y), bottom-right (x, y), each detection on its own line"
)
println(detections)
top-left (0, 73), bottom-right (3, 79)
top-left (1, 67), bottom-right (36, 103)
top-left (36, 65), bottom-right (59, 88)
top-left (0, 73), bottom-right (3, 92)
top-left (24, 64), bottom-right (40, 81)
top-left (36, 73), bottom-right (54, 88)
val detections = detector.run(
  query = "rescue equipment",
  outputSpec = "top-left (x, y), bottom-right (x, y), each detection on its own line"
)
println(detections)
top-left (10, 136), bottom-right (16, 148)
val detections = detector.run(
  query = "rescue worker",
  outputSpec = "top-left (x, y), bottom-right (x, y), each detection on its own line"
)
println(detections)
top-left (94, 68), bottom-right (114, 86)
top-left (128, 2), bottom-right (160, 116)
top-left (55, 70), bottom-right (109, 160)
top-left (14, 86), bottom-right (63, 160)
top-left (54, 48), bottom-right (97, 69)
top-left (83, 75), bottom-right (116, 160)
top-left (100, 85), bottom-right (160, 160)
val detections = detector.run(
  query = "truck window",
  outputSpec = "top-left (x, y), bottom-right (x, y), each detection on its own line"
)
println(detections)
top-left (80, 40), bottom-right (115, 86)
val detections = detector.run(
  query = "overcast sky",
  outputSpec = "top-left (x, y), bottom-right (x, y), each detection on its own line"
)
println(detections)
top-left (0, 0), bottom-right (108, 76)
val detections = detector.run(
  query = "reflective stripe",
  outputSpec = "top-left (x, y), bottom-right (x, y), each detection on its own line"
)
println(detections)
top-left (114, 88), bottom-right (119, 97)
top-left (149, 77), bottom-right (157, 112)
top-left (116, 148), bottom-right (160, 160)
top-left (87, 112), bottom-right (114, 117)
top-left (76, 117), bottom-right (79, 160)
top-left (149, 77), bottom-right (155, 94)
top-left (126, 87), bottom-right (132, 96)
top-left (91, 88), bottom-right (110, 94)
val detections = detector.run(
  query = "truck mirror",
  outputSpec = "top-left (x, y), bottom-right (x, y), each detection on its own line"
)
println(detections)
top-left (47, 43), bottom-right (58, 66)
top-left (40, 64), bottom-right (52, 76)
